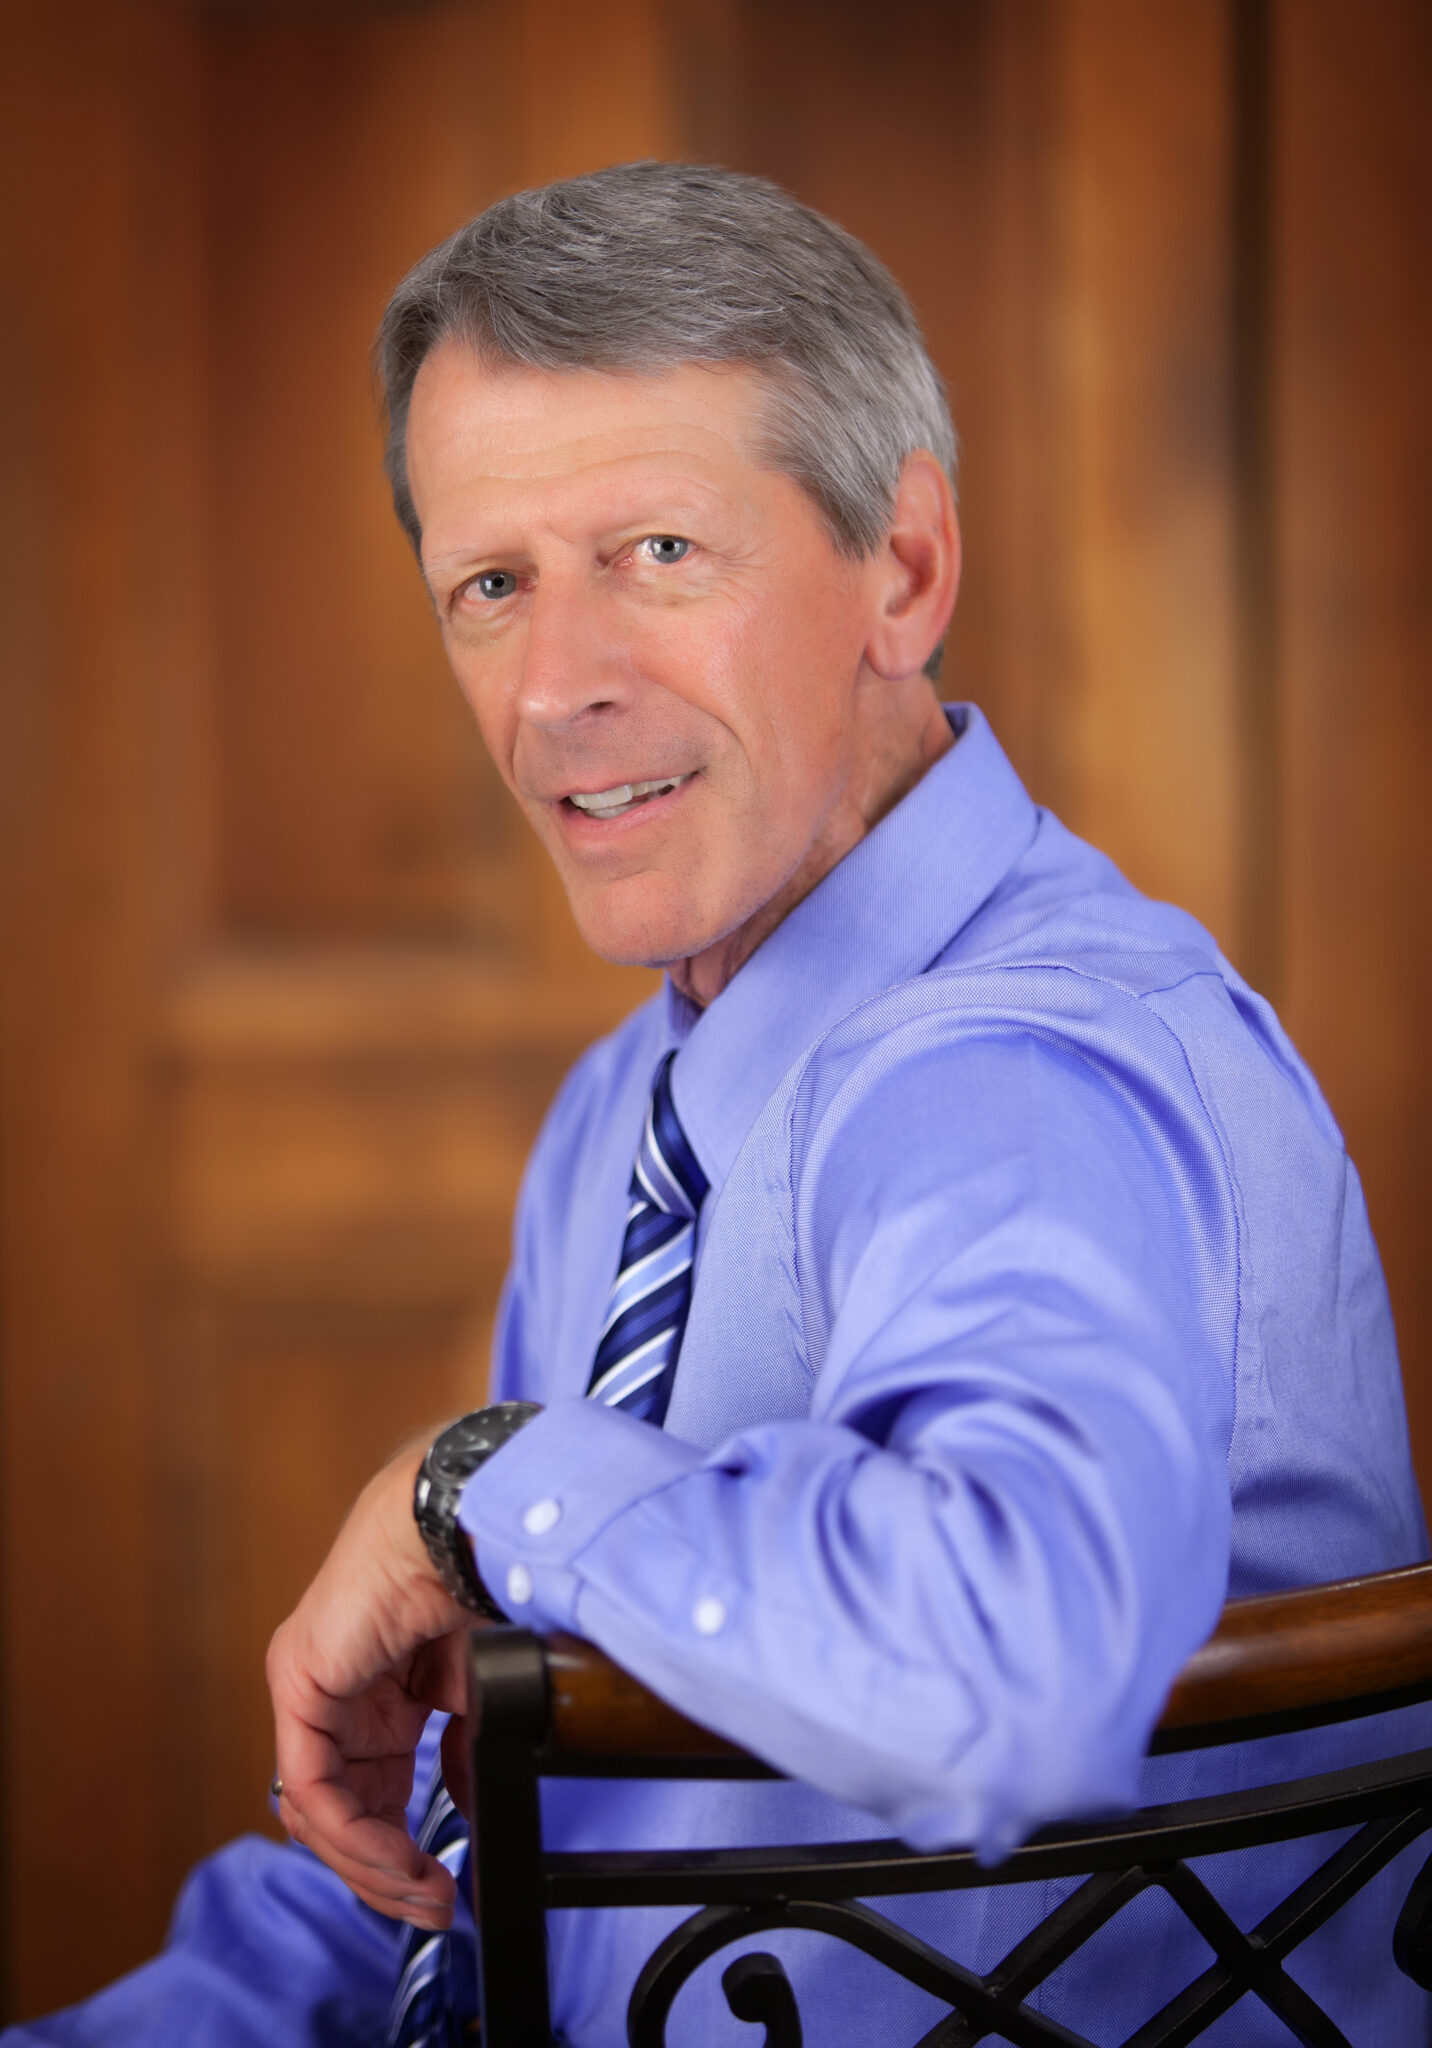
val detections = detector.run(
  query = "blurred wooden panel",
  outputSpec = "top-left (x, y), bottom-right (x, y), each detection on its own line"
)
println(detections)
top-left (1275, 0), bottom-right (1432, 1477)
top-left (0, 0), bottom-right (210, 2012)
top-left (152, 1300), bottom-right (488, 1876)
top-left (736, 0), bottom-right (1241, 955)
top-left (154, 0), bottom-right (669, 1956)
top-left (168, 1049), bottom-right (538, 1295)
top-left (149, 944), bottom-right (654, 1920)
top-left (933, 2), bottom-right (1062, 798)
top-left (207, 0), bottom-right (532, 943)
top-left (515, 0), bottom-right (684, 182)
top-left (1, 0), bottom-right (667, 2016)
top-left (1048, 0), bottom-right (1241, 955)
top-left (159, 952), bottom-right (634, 1301)
top-left (732, 0), bottom-right (1057, 783)
top-left (205, 0), bottom-right (678, 987)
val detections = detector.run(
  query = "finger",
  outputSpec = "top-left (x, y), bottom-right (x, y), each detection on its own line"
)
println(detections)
top-left (409, 1629), bottom-right (473, 1718)
top-left (278, 1797), bottom-right (436, 1895)
top-left (282, 1826), bottom-right (452, 1922)
top-left (277, 1776), bottom-right (438, 1887)
top-left (272, 1677), bottom-right (427, 1793)
top-left (439, 1712), bottom-right (471, 1821)
top-left (343, 1876), bottom-right (456, 1929)
top-left (271, 1706), bottom-right (420, 1851)
top-left (294, 1835), bottom-right (455, 1928)
top-left (277, 1790), bottom-right (457, 1913)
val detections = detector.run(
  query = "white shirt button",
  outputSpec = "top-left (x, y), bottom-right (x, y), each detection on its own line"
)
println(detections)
top-left (692, 1596), bottom-right (727, 1636)
top-left (506, 1564), bottom-right (534, 1606)
top-left (522, 1497), bottom-right (562, 1537)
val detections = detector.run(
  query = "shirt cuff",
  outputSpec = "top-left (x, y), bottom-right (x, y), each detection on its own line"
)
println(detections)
top-left (456, 1398), bottom-right (703, 1631)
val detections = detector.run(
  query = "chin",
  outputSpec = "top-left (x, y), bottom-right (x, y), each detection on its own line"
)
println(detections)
top-left (574, 918), bottom-right (700, 972)
top-left (567, 882), bottom-right (727, 973)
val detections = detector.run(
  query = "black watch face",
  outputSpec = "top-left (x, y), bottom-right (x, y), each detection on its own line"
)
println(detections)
top-left (429, 1403), bottom-right (539, 1485)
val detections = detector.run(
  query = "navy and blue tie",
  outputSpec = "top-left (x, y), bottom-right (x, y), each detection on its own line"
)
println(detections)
top-left (585, 1050), bottom-right (709, 1426)
top-left (386, 1773), bottom-right (477, 2047)
top-left (390, 1052), bottom-right (706, 2042)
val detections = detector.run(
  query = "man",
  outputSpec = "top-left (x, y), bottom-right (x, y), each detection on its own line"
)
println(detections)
top-left (11, 162), bottom-right (1426, 2045)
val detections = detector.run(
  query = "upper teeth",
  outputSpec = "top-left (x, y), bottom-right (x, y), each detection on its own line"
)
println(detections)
top-left (569, 776), bottom-right (687, 817)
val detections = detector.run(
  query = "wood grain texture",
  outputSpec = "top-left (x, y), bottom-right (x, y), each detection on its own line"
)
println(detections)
top-left (1162, 1563), bottom-right (1432, 1732)
top-left (535, 1564), bottom-right (1432, 1763)
top-left (735, 0), bottom-right (1242, 953)
top-left (544, 1633), bottom-right (750, 1764)
top-left (162, 998), bottom-right (584, 1301)
top-left (1274, 0), bottom-right (1432, 1492)
top-left (733, 0), bottom-right (1061, 793)
top-left (0, 0), bottom-right (664, 2013)
top-left (206, 0), bottom-right (531, 945)
top-left (154, 1300), bottom-right (490, 1872)
top-left (1047, 0), bottom-right (1241, 957)
top-left (0, 0), bottom-right (211, 2010)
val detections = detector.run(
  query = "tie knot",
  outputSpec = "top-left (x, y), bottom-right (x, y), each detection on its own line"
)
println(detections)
top-left (631, 1051), bottom-right (709, 1222)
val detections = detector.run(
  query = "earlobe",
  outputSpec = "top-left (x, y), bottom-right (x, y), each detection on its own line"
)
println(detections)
top-left (864, 452), bottom-right (961, 682)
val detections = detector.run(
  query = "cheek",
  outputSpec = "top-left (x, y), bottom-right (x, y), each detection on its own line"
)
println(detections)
top-left (717, 575), bottom-right (868, 786)
top-left (445, 642), bottom-right (523, 786)
top-left (652, 573), bottom-right (861, 733)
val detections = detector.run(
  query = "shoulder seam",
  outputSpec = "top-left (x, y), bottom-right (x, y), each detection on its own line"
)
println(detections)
top-left (783, 958), bottom-right (1245, 1448)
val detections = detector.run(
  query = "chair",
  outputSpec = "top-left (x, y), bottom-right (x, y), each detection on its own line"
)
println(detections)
top-left (462, 1564), bottom-right (1432, 2046)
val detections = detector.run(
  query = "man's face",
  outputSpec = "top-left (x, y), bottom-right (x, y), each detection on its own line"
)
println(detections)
top-left (405, 346), bottom-right (894, 968)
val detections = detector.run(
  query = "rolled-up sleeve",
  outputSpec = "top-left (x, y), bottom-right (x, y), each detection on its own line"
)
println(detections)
top-left (460, 1015), bottom-right (1237, 1861)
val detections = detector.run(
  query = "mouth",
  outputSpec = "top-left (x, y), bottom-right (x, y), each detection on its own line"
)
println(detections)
top-left (563, 773), bottom-right (694, 822)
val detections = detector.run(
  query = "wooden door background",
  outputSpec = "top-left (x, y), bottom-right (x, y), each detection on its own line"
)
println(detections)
top-left (1, 0), bottom-right (1427, 2019)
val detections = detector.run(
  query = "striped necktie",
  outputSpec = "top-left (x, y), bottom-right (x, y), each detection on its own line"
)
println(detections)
top-left (387, 1770), bottom-right (476, 2048)
top-left (586, 1050), bottom-right (709, 1426)
top-left (390, 1053), bottom-right (705, 2042)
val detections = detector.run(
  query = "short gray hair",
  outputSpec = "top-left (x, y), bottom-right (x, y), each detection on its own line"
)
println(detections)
top-left (375, 160), bottom-right (957, 561)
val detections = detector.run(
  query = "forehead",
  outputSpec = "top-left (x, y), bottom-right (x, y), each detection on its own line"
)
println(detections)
top-left (404, 345), bottom-right (785, 550)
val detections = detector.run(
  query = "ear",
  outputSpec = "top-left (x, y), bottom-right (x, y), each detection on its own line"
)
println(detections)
top-left (863, 452), bottom-right (962, 681)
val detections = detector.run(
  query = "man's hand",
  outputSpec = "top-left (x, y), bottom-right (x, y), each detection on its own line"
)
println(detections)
top-left (266, 1441), bottom-right (474, 1930)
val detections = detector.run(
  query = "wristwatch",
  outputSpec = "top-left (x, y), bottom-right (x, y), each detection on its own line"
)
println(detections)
top-left (413, 1402), bottom-right (542, 1618)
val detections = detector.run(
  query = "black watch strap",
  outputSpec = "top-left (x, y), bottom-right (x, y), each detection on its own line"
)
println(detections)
top-left (414, 1402), bottom-right (542, 1618)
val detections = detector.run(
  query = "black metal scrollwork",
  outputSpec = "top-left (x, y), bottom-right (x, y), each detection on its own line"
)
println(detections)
top-left (720, 1953), bottom-right (803, 2048)
top-left (463, 1627), bottom-right (1432, 2048)
top-left (625, 1804), bottom-right (1432, 2048)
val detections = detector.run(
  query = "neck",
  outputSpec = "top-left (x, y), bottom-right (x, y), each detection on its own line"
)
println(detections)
top-left (668, 680), bottom-right (953, 1010)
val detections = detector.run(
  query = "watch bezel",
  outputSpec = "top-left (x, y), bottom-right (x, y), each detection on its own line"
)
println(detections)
top-left (414, 1402), bottom-right (542, 1618)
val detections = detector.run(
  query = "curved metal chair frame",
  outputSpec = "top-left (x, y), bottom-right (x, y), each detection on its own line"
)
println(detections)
top-left (463, 1564), bottom-right (1432, 2047)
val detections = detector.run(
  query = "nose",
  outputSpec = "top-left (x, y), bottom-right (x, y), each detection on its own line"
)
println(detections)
top-left (513, 572), bottom-right (629, 734)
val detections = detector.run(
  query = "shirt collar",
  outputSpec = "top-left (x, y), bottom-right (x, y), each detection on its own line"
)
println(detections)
top-left (668, 703), bottom-right (1038, 1187)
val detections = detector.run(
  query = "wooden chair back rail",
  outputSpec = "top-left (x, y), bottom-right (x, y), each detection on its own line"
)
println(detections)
top-left (538, 1561), bottom-right (1432, 1763)
top-left (465, 1563), bottom-right (1432, 2045)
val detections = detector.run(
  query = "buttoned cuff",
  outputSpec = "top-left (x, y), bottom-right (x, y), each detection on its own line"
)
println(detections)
top-left (456, 1398), bottom-right (703, 1630)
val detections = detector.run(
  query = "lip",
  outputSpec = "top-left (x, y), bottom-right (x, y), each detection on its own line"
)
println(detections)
top-left (551, 771), bottom-right (698, 842)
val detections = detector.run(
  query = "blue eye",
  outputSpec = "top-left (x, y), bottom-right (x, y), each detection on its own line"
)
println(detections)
top-left (473, 570), bottom-right (517, 601)
top-left (644, 536), bottom-right (691, 564)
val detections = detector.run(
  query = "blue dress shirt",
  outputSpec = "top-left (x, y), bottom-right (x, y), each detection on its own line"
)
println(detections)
top-left (10, 707), bottom-right (1427, 2046)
